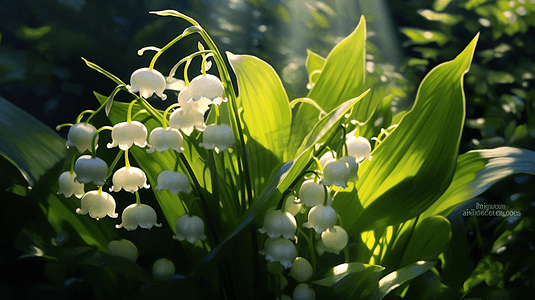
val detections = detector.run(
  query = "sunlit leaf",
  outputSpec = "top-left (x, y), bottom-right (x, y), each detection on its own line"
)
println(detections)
top-left (335, 34), bottom-right (479, 233)
top-left (0, 97), bottom-right (66, 187)
top-left (288, 16), bottom-right (366, 157)
top-left (370, 261), bottom-right (437, 300)
top-left (422, 147), bottom-right (535, 218)
top-left (400, 28), bottom-right (449, 47)
top-left (227, 52), bottom-right (291, 164)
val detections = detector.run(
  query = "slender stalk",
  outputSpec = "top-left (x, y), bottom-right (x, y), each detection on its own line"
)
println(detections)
top-left (106, 151), bottom-right (124, 179)
top-left (91, 126), bottom-right (113, 158)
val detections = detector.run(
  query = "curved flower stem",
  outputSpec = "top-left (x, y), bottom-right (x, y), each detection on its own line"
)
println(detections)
top-left (137, 97), bottom-right (163, 122)
top-left (149, 33), bottom-right (189, 71)
top-left (76, 110), bottom-right (94, 123)
top-left (106, 151), bottom-right (124, 179)
top-left (69, 149), bottom-right (77, 174)
top-left (98, 185), bottom-right (103, 194)
top-left (336, 125), bottom-right (347, 156)
top-left (167, 50), bottom-right (215, 81)
top-left (173, 151), bottom-right (180, 172)
top-left (127, 99), bottom-right (138, 123)
top-left (55, 123), bottom-right (73, 131)
top-left (178, 153), bottom-right (220, 246)
top-left (322, 185), bottom-right (330, 207)
top-left (184, 57), bottom-right (193, 86)
top-left (131, 109), bottom-right (149, 121)
top-left (91, 126), bottom-right (113, 158)
top-left (163, 103), bottom-right (181, 130)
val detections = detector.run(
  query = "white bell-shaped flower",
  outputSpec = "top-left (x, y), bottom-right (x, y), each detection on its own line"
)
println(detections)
top-left (110, 166), bottom-right (150, 193)
top-left (127, 67), bottom-right (167, 100)
top-left (172, 214), bottom-right (207, 244)
top-left (284, 195), bottom-right (303, 216)
top-left (303, 205), bottom-right (337, 234)
top-left (319, 151), bottom-right (336, 169)
top-left (298, 180), bottom-right (332, 207)
top-left (260, 237), bottom-right (297, 269)
top-left (200, 123), bottom-right (234, 152)
top-left (116, 203), bottom-right (162, 231)
top-left (57, 171), bottom-right (85, 198)
top-left (293, 283), bottom-right (316, 300)
top-left (258, 210), bottom-right (297, 240)
top-left (66, 123), bottom-right (98, 153)
top-left (76, 190), bottom-right (118, 220)
top-left (289, 257), bottom-right (313, 282)
top-left (339, 155), bottom-right (359, 181)
top-left (107, 121), bottom-right (148, 150)
top-left (168, 108), bottom-right (206, 136)
top-left (107, 239), bottom-right (138, 262)
top-left (320, 159), bottom-right (350, 188)
top-left (74, 155), bottom-right (108, 186)
top-left (177, 85), bottom-right (213, 115)
top-left (153, 258), bottom-right (175, 281)
top-left (188, 74), bottom-right (225, 102)
top-left (155, 170), bottom-right (190, 194)
top-left (346, 136), bottom-right (372, 162)
top-left (146, 127), bottom-right (184, 154)
top-left (321, 225), bottom-right (348, 255)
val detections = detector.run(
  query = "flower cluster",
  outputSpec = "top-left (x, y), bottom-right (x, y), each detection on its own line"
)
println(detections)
top-left (257, 132), bottom-right (373, 298)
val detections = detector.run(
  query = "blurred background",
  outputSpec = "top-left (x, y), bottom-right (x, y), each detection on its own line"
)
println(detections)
top-left (1, 0), bottom-right (535, 298)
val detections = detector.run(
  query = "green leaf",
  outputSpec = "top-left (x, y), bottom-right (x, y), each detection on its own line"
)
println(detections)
top-left (370, 261), bottom-right (437, 300)
top-left (400, 28), bottom-right (449, 47)
top-left (335, 34), bottom-right (479, 232)
top-left (227, 53), bottom-right (292, 195)
top-left (0, 97), bottom-right (67, 187)
top-left (288, 16), bottom-right (366, 157)
top-left (422, 147), bottom-right (535, 218)
top-left (313, 262), bottom-right (384, 287)
top-left (404, 271), bottom-right (462, 300)
top-left (82, 57), bottom-right (125, 86)
top-left (398, 216), bottom-right (451, 267)
top-left (305, 49), bottom-right (325, 76)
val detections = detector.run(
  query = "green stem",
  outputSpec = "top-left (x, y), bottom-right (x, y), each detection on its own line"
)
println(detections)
top-left (124, 149), bottom-right (130, 169)
top-left (179, 153), bottom-right (220, 246)
top-left (106, 151), bottom-right (124, 179)
top-left (127, 99), bottom-right (137, 123)
top-left (55, 123), bottom-right (73, 131)
top-left (131, 109), bottom-right (149, 121)
top-left (167, 50), bottom-right (215, 81)
top-left (76, 110), bottom-right (94, 123)
top-left (184, 57), bottom-right (193, 86)
top-left (135, 191), bottom-right (141, 206)
top-left (297, 227), bottom-right (316, 274)
top-left (91, 126), bottom-right (113, 158)
top-left (69, 149), bottom-right (77, 174)
top-left (149, 33), bottom-right (189, 71)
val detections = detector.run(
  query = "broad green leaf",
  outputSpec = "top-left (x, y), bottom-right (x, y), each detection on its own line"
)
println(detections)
top-left (287, 16), bottom-right (366, 157)
top-left (335, 34), bottom-right (479, 232)
top-left (400, 28), bottom-right (449, 47)
top-left (433, 0), bottom-right (454, 11)
top-left (421, 147), bottom-right (535, 218)
top-left (398, 216), bottom-right (451, 267)
top-left (191, 94), bottom-right (368, 276)
top-left (227, 52), bottom-right (291, 162)
top-left (0, 97), bottom-right (67, 187)
top-left (313, 262), bottom-right (384, 287)
top-left (404, 271), bottom-right (462, 300)
top-left (370, 261), bottom-right (437, 300)
top-left (305, 49), bottom-right (325, 76)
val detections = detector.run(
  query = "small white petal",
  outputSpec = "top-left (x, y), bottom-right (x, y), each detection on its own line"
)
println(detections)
top-left (66, 123), bottom-right (98, 153)
top-left (107, 121), bottom-right (148, 150)
top-left (57, 171), bottom-right (85, 198)
top-left (116, 203), bottom-right (162, 231)
top-left (128, 67), bottom-right (167, 100)
top-left (76, 190), bottom-right (118, 220)
top-left (110, 166), bottom-right (150, 193)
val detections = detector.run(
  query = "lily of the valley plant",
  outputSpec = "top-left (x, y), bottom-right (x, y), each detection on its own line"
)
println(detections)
top-left (26, 8), bottom-right (533, 300)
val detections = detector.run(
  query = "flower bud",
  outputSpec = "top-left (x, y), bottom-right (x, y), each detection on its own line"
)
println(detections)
top-left (289, 257), bottom-right (313, 282)
top-left (173, 215), bottom-right (207, 244)
top-left (320, 159), bottom-right (350, 188)
top-left (74, 155), bottom-right (108, 186)
top-left (66, 123), bottom-right (98, 153)
top-left (200, 123), bottom-right (234, 152)
top-left (258, 210), bottom-right (297, 240)
top-left (319, 151), bottom-right (336, 169)
top-left (155, 170), bottom-right (190, 194)
top-left (57, 171), bottom-right (84, 198)
top-left (293, 283), bottom-right (316, 300)
top-left (127, 67), bottom-right (167, 100)
top-left (298, 180), bottom-right (331, 207)
top-left (261, 237), bottom-right (297, 269)
top-left (116, 203), bottom-right (162, 231)
top-left (107, 239), bottom-right (138, 262)
top-left (188, 74), bottom-right (225, 102)
top-left (107, 121), bottom-right (148, 150)
top-left (346, 136), bottom-right (372, 162)
top-left (76, 190), bottom-right (118, 220)
top-left (303, 205), bottom-right (337, 234)
top-left (110, 166), bottom-right (150, 193)
top-left (147, 127), bottom-right (184, 153)
top-left (284, 195), bottom-right (303, 216)
top-left (168, 108), bottom-right (206, 136)
top-left (321, 225), bottom-right (348, 254)
top-left (153, 258), bottom-right (175, 280)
